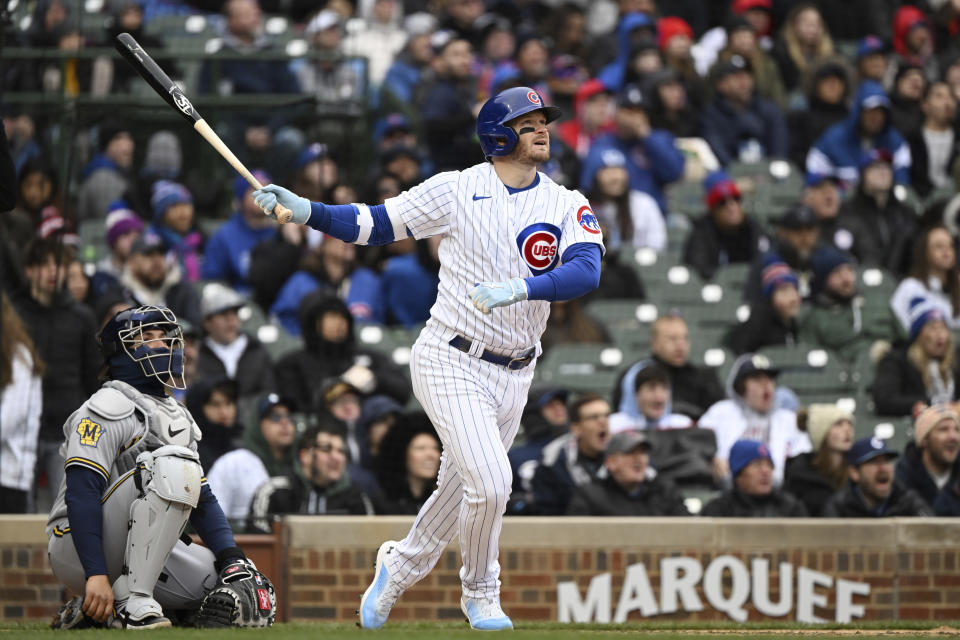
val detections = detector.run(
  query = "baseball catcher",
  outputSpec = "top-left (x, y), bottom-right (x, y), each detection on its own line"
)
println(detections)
top-left (46, 305), bottom-right (276, 629)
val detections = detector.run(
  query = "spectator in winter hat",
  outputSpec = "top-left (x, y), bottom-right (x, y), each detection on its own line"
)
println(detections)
top-left (710, 15), bottom-right (786, 109)
top-left (726, 256), bottom-right (801, 355)
top-left (895, 404), bottom-right (960, 510)
top-left (701, 439), bottom-right (808, 517)
top-left (119, 231), bottom-right (202, 327)
top-left (889, 5), bottom-right (938, 85)
top-left (202, 170), bottom-right (277, 292)
top-left (658, 16), bottom-right (704, 109)
top-left (557, 79), bottom-right (616, 158)
top-left (833, 147), bottom-right (917, 276)
top-left (787, 59), bottom-right (851, 166)
top-left (784, 404), bottom-right (854, 515)
top-left (148, 180), bottom-right (203, 282)
top-left (699, 353), bottom-right (811, 485)
top-left (800, 247), bottom-right (894, 362)
top-left (822, 436), bottom-right (933, 517)
top-left (891, 225), bottom-right (960, 334)
top-left (97, 203), bottom-right (144, 280)
top-left (683, 170), bottom-right (769, 280)
top-left (873, 296), bottom-right (960, 416)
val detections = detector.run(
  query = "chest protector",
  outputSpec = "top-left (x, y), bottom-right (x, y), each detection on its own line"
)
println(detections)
top-left (103, 381), bottom-right (202, 475)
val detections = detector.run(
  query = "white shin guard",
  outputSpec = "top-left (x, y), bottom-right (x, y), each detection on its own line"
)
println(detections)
top-left (117, 447), bottom-right (202, 621)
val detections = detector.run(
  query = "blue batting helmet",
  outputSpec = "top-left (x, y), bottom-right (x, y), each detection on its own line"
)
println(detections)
top-left (476, 86), bottom-right (561, 159)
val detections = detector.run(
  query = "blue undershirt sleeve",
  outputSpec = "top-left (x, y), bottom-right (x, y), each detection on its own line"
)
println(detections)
top-left (190, 483), bottom-right (238, 557)
top-left (524, 243), bottom-right (602, 302)
top-left (307, 202), bottom-right (396, 246)
top-left (64, 466), bottom-right (108, 578)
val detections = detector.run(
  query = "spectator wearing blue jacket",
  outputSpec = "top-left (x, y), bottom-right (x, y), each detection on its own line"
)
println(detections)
top-left (580, 84), bottom-right (685, 214)
top-left (701, 54), bottom-right (788, 167)
top-left (806, 80), bottom-right (912, 186)
top-left (202, 171), bottom-right (278, 293)
top-left (381, 236), bottom-right (441, 328)
top-left (596, 13), bottom-right (659, 93)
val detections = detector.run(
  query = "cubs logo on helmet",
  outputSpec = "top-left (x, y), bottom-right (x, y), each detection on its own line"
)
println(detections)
top-left (577, 206), bottom-right (602, 235)
top-left (527, 90), bottom-right (541, 105)
top-left (516, 223), bottom-right (562, 276)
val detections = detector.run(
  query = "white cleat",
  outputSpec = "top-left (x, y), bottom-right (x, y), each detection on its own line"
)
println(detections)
top-left (460, 595), bottom-right (513, 631)
top-left (358, 540), bottom-right (404, 629)
top-left (120, 595), bottom-right (171, 630)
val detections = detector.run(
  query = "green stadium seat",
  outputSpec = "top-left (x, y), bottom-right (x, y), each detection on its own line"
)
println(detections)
top-left (757, 344), bottom-right (856, 404)
top-left (665, 181), bottom-right (705, 217)
top-left (534, 344), bottom-right (625, 398)
top-left (254, 321), bottom-right (302, 359)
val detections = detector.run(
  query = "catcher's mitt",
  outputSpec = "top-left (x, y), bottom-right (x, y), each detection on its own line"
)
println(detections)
top-left (195, 559), bottom-right (277, 628)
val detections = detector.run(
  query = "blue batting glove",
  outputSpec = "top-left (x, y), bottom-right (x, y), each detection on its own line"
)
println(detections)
top-left (469, 278), bottom-right (528, 314)
top-left (252, 184), bottom-right (312, 224)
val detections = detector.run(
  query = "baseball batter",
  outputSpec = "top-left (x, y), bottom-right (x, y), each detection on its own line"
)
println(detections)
top-left (254, 86), bottom-right (604, 630)
top-left (46, 305), bottom-right (276, 629)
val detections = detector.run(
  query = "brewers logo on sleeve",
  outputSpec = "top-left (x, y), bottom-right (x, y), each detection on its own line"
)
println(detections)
top-left (516, 223), bottom-right (561, 276)
top-left (77, 418), bottom-right (104, 447)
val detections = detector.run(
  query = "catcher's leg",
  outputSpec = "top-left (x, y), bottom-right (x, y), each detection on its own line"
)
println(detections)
top-left (113, 446), bottom-right (202, 629)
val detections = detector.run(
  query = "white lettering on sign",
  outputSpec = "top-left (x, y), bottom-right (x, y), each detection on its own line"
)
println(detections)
top-left (556, 558), bottom-right (870, 624)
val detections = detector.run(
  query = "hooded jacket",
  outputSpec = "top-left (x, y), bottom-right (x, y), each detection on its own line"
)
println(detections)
top-left (597, 13), bottom-right (657, 92)
top-left (610, 359), bottom-right (694, 430)
top-left (895, 440), bottom-right (960, 508)
top-left (273, 293), bottom-right (411, 411)
top-left (613, 354), bottom-right (725, 421)
top-left (892, 6), bottom-right (935, 62)
top-left (806, 81), bottom-right (912, 185)
top-left (186, 377), bottom-right (241, 472)
top-left (698, 353), bottom-right (812, 484)
top-left (645, 70), bottom-right (701, 138)
top-left (822, 480), bottom-right (933, 517)
top-left (374, 413), bottom-right (440, 515)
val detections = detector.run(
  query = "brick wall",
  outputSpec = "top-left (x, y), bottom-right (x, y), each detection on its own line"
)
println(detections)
top-left (4, 516), bottom-right (960, 624)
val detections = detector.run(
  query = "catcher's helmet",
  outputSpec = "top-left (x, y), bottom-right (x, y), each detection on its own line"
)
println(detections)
top-left (99, 305), bottom-right (185, 390)
top-left (476, 86), bottom-right (561, 159)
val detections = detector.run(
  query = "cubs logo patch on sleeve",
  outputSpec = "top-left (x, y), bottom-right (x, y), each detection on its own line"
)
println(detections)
top-left (516, 223), bottom-right (561, 276)
top-left (577, 206), bottom-right (602, 235)
top-left (77, 418), bottom-right (104, 447)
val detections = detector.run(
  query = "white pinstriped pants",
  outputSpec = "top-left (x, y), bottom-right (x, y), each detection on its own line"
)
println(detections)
top-left (387, 323), bottom-right (533, 599)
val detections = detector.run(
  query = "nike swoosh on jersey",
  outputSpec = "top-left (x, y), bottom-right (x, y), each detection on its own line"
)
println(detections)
top-left (168, 425), bottom-right (186, 438)
top-left (472, 194), bottom-right (491, 201)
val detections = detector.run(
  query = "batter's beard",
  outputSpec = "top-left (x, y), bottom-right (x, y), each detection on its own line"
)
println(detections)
top-left (513, 142), bottom-right (551, 166)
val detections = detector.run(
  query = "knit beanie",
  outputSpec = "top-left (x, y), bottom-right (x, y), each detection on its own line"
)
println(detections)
top-left (729, 440), bottom-right (772, 477)
top-left (810, 247), bottom-right (854, 298)
top-left (907, 296), bottom-right (946, 342)
top-left (914, 404), bottom-right (960, 446)
top-left (150, 180), bottom-right (193, 221)
top-left (805, 404), bottom-right (854, 451)
top-left (105, 206), bottom-right (145, 248)
top-left (704, 171), bottom-right (741, 209)
top-left (657, 16), bottom-right (693, 50)
top-left (760, 255), bottom-right (799, 299)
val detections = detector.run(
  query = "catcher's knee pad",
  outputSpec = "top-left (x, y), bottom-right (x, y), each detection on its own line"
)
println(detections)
top-left (196, 560), bottom-right (277, 628)
top-left (124, 447), bottom-right (202, 601)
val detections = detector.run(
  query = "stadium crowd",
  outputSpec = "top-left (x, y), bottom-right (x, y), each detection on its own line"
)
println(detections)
top-left (3, 0), bottom-right (960, 527)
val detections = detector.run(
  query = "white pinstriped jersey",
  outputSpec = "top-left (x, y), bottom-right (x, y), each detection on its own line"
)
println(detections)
top-left (384, 162), bottom-right (605, 354)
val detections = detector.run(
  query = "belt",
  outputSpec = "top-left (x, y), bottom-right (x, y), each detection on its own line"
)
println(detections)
top-left (449, 335), bottom-right (535, 370)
